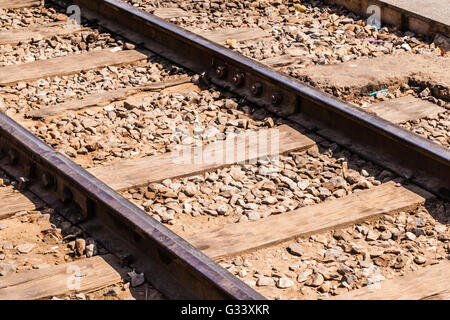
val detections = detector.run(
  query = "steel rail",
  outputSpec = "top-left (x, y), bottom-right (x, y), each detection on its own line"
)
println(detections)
top-left (324, 0), bottom-right (450, 37)
top-left (74, 0), bottom-right (450, 200)
top-left (0, 112), bottom-right (265, 300)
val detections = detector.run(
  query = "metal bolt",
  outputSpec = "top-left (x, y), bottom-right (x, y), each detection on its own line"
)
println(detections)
top-left (271, 92), bottom-right (283, 105)
top-left (251, 82), bottom-right (263, 96)
top-left (215, 65), bottom-right (227, 79)
top-left (233, 73), bottom-right (245, 87)
top-left (42, 172), bottom-right (54, 188)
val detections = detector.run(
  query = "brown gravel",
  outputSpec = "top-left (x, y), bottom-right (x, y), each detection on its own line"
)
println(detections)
top-left (120, 0), bottom-right (449, 149)
top-left (0, 30), bottom-right (124, 67)
top-left (0, 7), bottom-right (59, 30)
top-left (124, 143), bottom-right (394, 234)
top-left (0, 58), bottom-right (187, 115)
top-left (124, 0), bottom-right (444, 66)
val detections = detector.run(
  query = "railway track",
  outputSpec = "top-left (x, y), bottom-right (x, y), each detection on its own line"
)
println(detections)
top-left (0, 0), bottom-right (448, 300)
top-left (122, 0), bottom-right (450, 149)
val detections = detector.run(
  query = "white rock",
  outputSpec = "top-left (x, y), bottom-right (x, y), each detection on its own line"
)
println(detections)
top-left (158, 210), bottom-right (174, 223)
top-left (225, 99), bottom-right (238, 110)
top-left (343, 273), bottom-right (358, 285)
top-left (181, 136), bottom-right (194, 145)
top-left (85, 244), bottom-right (96, 258)
top-left (277, 277), bottom-right (294, 289)
top-left (333, 189), bottom-right (347, 198)
top-left (361, 169), bottom-right (369, 177)
top-left (405, 232), bottom-right (417, 241)
top-left (193, 126), bottom-right (203, 135)
top-left (244, 203), bottom-right (259, 210)
top-left (318, 293), bottom-right (329, 300)
top-left (204, 126), bottom-right (220, 139)
top-left (434, 225), bottom-right (447, 233)
top-left (217, 203), bottom-right (228, 215)
top-left (75, 293), bottom-right (86, 300)
top-left (183, 202), bottom-right (192, 214)
top-left (103, 105), bottom-right (115, 112)
top-left (2, 242), bottom-right (13, 250)
top-left (238, 215), bottom-right (249, 223)
top-left (310, 273), bottom-right (324, 287)
top-left (238, 269), bottom-right (247, 278)
top-left (245, 279), bottom-right (256, 287)
top-left (297, 269), bottom-right (313, 283)
top-left (183, 183), bottom-right (198, 196)
top-left (383, 215), bottom-right (395, 224)
top-left (414, 256), bottom-right (427, 264)
top-left (366, 230), bottom-right (379, 241)
top-left (257, 276), bottom-right (274, 287)
top-left (365, 274), bottom-right (385, 286)
top-left (0, 263), bottom-right (16, 276)
top-left (16, 243), bottom-right (35, 254)
top-left (262, 196), bottom-right (277, 205)
top-left (287, 243), bottom-right (303, 257)
top-left (401, 43), bottom-right (411, 51)
top-left (356, 225), bottom-right (369, 235)
top-left (205, 209), bottom-right (218, 216)
top-left (258, 166), bottom-right (277, 176)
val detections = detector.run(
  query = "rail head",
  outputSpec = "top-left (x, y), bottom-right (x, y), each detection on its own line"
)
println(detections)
top-left (0, 112), bottom-right (265, 300)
